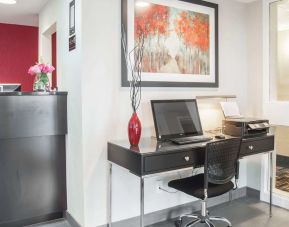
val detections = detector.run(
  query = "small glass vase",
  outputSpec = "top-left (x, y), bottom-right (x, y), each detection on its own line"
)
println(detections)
top-left (33, 73), bottom-right (50, 92)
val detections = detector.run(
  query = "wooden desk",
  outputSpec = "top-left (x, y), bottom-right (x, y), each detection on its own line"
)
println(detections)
top-left (108, 135), bottom-right (274, 227)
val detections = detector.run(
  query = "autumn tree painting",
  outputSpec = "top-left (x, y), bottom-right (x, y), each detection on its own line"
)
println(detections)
top-left (134, 3), bottom-right (210, 75)
top-left (135, 4), bottom-right (170, 73)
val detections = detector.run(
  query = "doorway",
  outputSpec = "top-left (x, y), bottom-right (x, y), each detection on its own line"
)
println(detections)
top-left (262, 0), bottom-right (289, 209)
top-left (51, 32), bottom-right (57, 90)
top-left (40, 22), bottom-right (57, 90)
top-left (274, 126), bottom-right (289, 195)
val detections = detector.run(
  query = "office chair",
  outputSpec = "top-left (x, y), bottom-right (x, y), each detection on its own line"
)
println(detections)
top-left (168, 138), bottom-right (241, 227)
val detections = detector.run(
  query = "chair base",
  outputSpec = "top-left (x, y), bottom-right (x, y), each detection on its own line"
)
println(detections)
top-left (175, 200), bottom-right (232, 227)
top-left (175, 215), bottom-right (232, 227)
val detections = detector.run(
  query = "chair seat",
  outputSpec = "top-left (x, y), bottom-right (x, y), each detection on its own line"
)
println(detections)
top-left (168, 174), bottom-right (234, 200)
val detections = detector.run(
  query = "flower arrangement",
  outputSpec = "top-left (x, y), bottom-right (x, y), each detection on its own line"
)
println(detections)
top-left (28, 63), bottom-right (55, 76)
top-left (28, 63), bottom-right (55, 92)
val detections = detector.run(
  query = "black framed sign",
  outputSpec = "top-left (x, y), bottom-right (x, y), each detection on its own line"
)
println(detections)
top-left (121, 0), bottom-right (219, 87)
top-left (69, 35), bottom-right (76, 51)
top-left (69, 0), bottom-right (75, 36)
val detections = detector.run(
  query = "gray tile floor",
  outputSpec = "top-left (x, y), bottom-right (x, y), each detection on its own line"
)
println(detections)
top-left (27, 220), bottom-right (71, 227)
top-left (35, 197), bottom-right (289, 227)
top-left (149, 197), bottom-right (289, 227)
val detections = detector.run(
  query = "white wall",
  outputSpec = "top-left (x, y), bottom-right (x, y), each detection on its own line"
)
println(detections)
top-left (81, 0), bottom-right (249, 226)
top-left (245, 0), bottom-right (264, 191)
top-left (39, 0), bottom-right (85, 225)
top-left (39, 0), bottom-right (57, 63)
top-left (39, 0), bottom-right (265, 226)
top-left (277, 30), bottom-right (289, 100)
top-left (0, 15), bottom-right (38, 27)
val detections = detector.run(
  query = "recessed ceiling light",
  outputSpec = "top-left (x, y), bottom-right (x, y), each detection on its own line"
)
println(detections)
top-left (0, 0), bottom-right (17, 4)
top-left (135, 1), bottom-right (150, 7)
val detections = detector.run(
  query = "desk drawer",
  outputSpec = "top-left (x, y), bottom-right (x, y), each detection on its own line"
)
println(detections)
top-left (144, 149), bottom-right (203, 174)
top-left (240, 136), bottom-right (274, 157)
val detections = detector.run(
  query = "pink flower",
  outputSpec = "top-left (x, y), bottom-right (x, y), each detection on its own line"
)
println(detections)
top-left (48, 65), bottom-right (55, 73)
top-left (28, 66), bottom-right (35, 75)
top-left (28, 65), bottom-right (41, 75)
top-left (42, 65), bottom-right (50, 73)
top-left (28, 63), bottom-right (55, 75)
top-left (38, 64), bottom-right (45, 72)
top-left (42, 65), bottom-right (55, 73)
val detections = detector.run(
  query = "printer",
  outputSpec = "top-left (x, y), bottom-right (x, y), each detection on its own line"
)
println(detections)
top-left (222, 118), bottom-right (270, 138)
top-left (220, 101), bottom-right (270, 138)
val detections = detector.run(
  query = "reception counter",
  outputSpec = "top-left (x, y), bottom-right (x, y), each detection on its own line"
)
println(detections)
top-left (0, 92), bottom-right (68, 227)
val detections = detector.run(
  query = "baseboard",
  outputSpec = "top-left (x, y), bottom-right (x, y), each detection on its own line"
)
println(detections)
top-left (277, 155), bottom-right (289, 168)
top-left (65, 212), bottom-right (81, 227)
top-left (0, 212), bottom-right (64, 227)
top-left (97, 187), bottom-right (250, 227)
top-left (247, 187), bottom-right (261, 199)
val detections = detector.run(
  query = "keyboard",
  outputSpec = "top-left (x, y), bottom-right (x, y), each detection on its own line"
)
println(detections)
top-left (170, 136), bottom-right (213, 145)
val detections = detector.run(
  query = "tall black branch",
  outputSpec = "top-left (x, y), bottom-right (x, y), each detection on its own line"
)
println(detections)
top-left (122, 25), bottom-right (145, 113)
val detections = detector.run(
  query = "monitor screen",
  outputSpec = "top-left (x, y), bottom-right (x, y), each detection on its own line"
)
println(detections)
top-left (0, 84), bottom-right (21, 92)
top-left (151, 99), bottom-right (203, 140)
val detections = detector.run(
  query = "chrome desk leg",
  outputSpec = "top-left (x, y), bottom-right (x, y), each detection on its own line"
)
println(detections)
top-left (229, 190), bottom-right (232, 202)
top-left (140, 177), bottom-right (144, 227)
top-left (109, 163), bottom-right (112, 227)
top-left (270, 151), bottom-right (273, 218)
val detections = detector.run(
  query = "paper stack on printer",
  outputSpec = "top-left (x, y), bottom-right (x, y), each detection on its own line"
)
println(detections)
top-left (220, 101), bottom-right (243, 119)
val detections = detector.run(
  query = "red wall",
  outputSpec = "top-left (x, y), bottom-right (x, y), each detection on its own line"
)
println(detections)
top-left (51, 32), bottom-right (57, 89)
top-left (0, 23), bottom-right (38, 91)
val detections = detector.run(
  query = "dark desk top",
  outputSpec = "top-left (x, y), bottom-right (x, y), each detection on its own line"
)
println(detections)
top-left (109, 137), bottom-right (211, 156)
top-left (0, 91), bottom-right (68, 96)
top-left (108, 134), bottom-right (274, 176)
top-left (108, 134), bottom-right (274, 156)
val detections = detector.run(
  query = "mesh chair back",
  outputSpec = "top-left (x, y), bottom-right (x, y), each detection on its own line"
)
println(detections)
top-left (205, 138), bottom-right (241, 185)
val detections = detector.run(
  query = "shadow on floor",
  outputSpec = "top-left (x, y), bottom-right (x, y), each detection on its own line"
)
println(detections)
top-left (31, 197), bottom-right (289, 227)
top-left (148, 197), bottom-right (289, 227)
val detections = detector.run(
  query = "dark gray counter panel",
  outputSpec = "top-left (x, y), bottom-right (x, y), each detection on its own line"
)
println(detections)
top-left (0, 95), bottom-right (67, 139)
top-left (0, 93), bottom-right (67, 226)
top-left (0, 136), bottom-right (67, 224)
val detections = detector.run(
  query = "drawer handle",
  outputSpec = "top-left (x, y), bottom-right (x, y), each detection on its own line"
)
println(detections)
top-left (249, 145), bottom-right (254, 150)
top-left (184, 156), bottom-right (190, 162)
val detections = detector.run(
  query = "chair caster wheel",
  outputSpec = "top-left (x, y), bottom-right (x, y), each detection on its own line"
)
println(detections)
top-left (175, 219), bottom-right (182, 227)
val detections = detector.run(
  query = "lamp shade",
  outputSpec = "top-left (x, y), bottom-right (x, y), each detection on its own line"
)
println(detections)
top-left (196, 95), bottom-right (237, 99)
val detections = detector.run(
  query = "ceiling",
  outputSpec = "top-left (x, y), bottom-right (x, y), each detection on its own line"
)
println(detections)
top-left (0, 0), bottom-right (263, 27)
top-left (0, 0), bottom-right (49, 27)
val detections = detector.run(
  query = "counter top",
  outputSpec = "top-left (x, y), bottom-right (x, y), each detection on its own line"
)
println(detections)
top-left (0, 91), bottom-right (68, 96)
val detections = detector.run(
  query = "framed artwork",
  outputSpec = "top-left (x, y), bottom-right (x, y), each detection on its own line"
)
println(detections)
top-left (69, 35), bottom-right (76, 51)
top-left (69, 0), bottom-right (75, 36)
top-left (121, 0), bottom-right (219, 87)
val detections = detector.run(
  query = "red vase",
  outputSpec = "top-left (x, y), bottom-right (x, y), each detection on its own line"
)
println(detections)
top-left (128, 112), bottom-right (142, 146)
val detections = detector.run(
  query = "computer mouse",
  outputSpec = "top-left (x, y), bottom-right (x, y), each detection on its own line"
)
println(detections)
top-left (215, 134), bottom-right (226, 139)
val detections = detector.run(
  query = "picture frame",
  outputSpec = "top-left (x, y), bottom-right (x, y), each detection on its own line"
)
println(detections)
top-left (69, 35), bottom-right (76, 51)
top-left (121, 0), bottom-right (219, 87)
top-left (69, 0), bottom-right (75, 36)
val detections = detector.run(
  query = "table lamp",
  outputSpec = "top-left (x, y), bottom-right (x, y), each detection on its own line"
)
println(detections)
top-left (196, 95), bottom-right (237, 135)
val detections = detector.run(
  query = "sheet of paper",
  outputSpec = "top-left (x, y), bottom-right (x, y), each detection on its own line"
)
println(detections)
top-left (220, 101), bottom-right (241, 118)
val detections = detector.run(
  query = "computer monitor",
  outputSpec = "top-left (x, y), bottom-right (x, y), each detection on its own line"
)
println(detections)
top-left (151, 99), bottom-right (203, 141)
top-left (0, 84), bottom-right (21, 92)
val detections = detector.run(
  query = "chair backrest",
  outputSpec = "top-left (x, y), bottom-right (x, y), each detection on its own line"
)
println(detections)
top-left (205, 138), bottom-right (241, 185)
